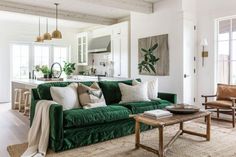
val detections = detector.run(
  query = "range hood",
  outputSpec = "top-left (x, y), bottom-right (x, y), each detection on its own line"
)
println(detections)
top-left (88, 35), bottom-right (111, 53)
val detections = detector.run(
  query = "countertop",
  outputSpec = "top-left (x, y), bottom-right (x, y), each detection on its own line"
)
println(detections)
top-left (11, 76), bottom-right (129, 86)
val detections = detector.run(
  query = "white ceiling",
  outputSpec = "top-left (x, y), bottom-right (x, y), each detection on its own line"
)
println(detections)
top-left (0, 11), bottom-right (97, 29)
top-left (4, 0), bottom-right (131, 19)
top-left (0, 0), bottom-right (161, 28)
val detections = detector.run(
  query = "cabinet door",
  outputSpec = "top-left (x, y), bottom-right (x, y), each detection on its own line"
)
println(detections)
top-left (112, 37), bottom-right (121, 77)
top-left (77, 33), bottom-right (88, 65)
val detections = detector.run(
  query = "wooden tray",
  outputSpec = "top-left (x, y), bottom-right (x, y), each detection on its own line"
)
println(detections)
top-left (166, 104), bottom-right (200, 114)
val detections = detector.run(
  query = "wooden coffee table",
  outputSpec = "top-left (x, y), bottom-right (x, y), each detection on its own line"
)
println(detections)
top-left (134, 111), bottom-right (211, 157)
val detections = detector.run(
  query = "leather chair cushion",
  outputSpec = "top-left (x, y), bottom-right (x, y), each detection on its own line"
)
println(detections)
top-left (205, 100), bottom-right (233, 108)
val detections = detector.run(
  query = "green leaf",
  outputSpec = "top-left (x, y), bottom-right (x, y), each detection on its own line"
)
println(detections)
top-left (148, 63), bottom-right (156, 73)
top-left (141, 48), bottom-right (149, 53)
top-left (149, 43), bottom-right (158, 52)
top-left (144, 54), bottom-right (148, 61)
top-left (143, 64), bottom-right (151, 73)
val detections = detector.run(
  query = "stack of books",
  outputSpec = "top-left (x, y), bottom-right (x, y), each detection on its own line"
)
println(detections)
top-left (143, 109), bottom-right (173, 119)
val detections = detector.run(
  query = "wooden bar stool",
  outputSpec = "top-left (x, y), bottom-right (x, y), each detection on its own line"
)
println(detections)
top-left (14, 89), bottom-right (22, 110)
top-left (18, 89), bottom-right (26, 112)
top-left (23, 91), bottom-right (31, 116)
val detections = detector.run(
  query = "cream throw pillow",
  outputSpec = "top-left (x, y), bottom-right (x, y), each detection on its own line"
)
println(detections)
top-left (50, 83), bottom-right (80, 110)
top-left (78, 82), bottom-right (106, 109)
top-left (119, 82), bottom-right (150, 104)
top-left (132, 79), bottom-right (159, 100)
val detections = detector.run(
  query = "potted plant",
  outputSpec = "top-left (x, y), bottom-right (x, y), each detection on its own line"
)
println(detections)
top-left (35, 65), bottom-right (52, 78)
top-left (63, 61), bottom-right (76, 78)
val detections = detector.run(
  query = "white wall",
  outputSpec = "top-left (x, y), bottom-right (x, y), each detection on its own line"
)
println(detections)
top-left (196, 0), bottom-right (236, 104)
top-left (0, 20), bottom-right (79, 102)
top-left (130, 0), bottom-right (184, 102)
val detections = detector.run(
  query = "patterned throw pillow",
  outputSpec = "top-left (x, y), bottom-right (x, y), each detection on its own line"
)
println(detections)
top-left (78, 82), bottom-right (106, 109)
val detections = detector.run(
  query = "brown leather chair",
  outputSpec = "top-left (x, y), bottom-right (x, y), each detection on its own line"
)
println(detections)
top-left (202, 84), bottom-right (236, 127)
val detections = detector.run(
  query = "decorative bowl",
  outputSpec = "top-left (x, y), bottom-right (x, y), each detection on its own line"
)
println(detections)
top-left (165, 104), bottom-right (200, 114)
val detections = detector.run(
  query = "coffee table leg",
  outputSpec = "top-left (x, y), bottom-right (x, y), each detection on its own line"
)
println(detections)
top-left (206, 114), bottom-right (211, 141)
top-left (135, 120), bottom-right (140, 148)
top-left (159, 126), bottom-right (164, 157)
top-left (180, 122), bottom-right (183, 135)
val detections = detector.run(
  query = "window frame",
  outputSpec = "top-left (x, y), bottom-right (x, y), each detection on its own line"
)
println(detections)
top-left (10, 42), bottom-right (70, 79)
top-left (216, 17), bottom-right (236, 84)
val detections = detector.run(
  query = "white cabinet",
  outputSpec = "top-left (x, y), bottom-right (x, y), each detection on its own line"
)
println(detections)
top-left (77, 32), bottom-right (88, 65)
top-left (111, 22), bottom-right (129, 78)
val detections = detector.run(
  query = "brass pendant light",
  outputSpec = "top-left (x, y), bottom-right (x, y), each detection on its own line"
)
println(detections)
top-left (36, 17), bottom-right (44, 42)
top-left (43, 18), bottom-right (52, 40)
top-left (52, 3), bottom-right (62, 39)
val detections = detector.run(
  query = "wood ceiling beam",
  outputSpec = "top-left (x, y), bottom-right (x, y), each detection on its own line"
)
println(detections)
top-left (78, 0), bottom-right (153, 14)
top-left (0, 0), bottom-right (117, 25)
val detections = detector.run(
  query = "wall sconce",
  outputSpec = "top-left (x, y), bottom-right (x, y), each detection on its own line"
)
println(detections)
top-left (200, 38), bottom-right (208, 67)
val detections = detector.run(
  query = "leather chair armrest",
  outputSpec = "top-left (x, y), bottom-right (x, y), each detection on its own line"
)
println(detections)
top-left (201, 95), bottom-right (217, 98)
top-left (201, 95), bottom-right (217, 104)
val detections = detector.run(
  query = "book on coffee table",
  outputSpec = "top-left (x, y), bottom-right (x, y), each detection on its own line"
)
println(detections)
top-left (143, 109), bottom-right (173, 119)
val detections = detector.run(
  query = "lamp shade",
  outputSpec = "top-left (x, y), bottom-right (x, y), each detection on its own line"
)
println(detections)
top-left (200, 38), bottom-right (208, 46)
top-left (36, 36), bottom-right (44, 42)
top-left (52, 30), bottom-right (62, 39)
top-left (35, 17), bottom-right (44, 42)
top-left (43, 18), bottom-right (52, 40)
top-left (52, 3), bottom-right (62, 39)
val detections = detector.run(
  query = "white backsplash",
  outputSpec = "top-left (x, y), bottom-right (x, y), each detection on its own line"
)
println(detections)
top-left (88, 53), bottom-right (114, 76)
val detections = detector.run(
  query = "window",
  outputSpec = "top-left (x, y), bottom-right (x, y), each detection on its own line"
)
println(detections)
top-left (53, 46), bottom-right (68, 67)
top-left (12, 44), bottom-right (30, 79)
top-left (34, 45), bottom-right (50, 67)
top-left (11, 43), bottom-right (70, 79)
top-left (217, 18), bottom-right (236, 84)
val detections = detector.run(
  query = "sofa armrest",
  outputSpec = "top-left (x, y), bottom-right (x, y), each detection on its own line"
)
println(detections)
top-left (30, 88), bottom-right (40, 126)
top-left (49, 104), bottom-right (64, 151)
top-left (158, 92), bottom-right (177, 104)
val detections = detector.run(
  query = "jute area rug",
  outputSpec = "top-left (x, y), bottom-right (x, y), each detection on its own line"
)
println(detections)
top-left (7, 122), bottom-right (236, 157)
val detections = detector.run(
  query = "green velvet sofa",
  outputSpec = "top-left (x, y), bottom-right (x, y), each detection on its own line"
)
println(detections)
top-left (30, 80), bottom-right (177, 152)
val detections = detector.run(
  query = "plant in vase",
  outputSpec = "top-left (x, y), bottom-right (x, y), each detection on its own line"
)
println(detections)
top-left (35, 65), bottom-right (52, 78)
top-left (63, 61), bottom-right (76, 79)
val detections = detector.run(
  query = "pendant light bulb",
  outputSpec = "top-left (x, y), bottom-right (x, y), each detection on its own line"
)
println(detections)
top-left (44, 18), bottom-right (52, 40)
top-left (52, 3), bottom-right (62, 39)
top-left (36, 17), bottom-right (44, 42)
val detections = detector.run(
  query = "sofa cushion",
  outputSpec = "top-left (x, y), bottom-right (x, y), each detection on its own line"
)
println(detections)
top-left (63, 106), bottom-right (131, 128)
top-left (119, 99), bottom-right (172, 114)
top-left (37, 81), bottom-right (94, 100)
top-left (98, 79), bottom-right (141, 105)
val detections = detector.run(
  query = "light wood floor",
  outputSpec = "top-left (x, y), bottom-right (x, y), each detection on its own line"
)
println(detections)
top-left (0, 103), bottom-right (29, 157)
top-left (0, 103), bottom-right (234, 157)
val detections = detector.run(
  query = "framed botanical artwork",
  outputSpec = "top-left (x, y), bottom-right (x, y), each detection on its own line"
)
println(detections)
top-left (138, 34), bottom-right (169, 76)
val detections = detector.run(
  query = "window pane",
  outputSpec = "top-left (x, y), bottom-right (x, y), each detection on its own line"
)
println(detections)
top-left (12, 44), bottom-right (29, 79)
top-left (53, 46), bottom-right (68, 67)
top-left (34, 46), bottom-right (50, 67)
top-left (217, 58), bottom-right (229, 84)
top-left (218, 41), bottom-right (229, 56)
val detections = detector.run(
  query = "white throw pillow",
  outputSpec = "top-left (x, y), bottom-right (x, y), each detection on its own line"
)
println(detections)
top-left (50, 83), bottom-right (80, 110)
top-left (118, 82), bottom-right (150, 104)
top-left (132, 79), bottom-right (159, 100)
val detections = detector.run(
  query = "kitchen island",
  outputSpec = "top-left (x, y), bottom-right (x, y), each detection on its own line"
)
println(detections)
top-left (11, 76), bottom-right (128, 109)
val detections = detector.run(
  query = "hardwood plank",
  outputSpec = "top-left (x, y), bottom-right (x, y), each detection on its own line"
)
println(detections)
top-left (0, 103), bottom-right (29, 157)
